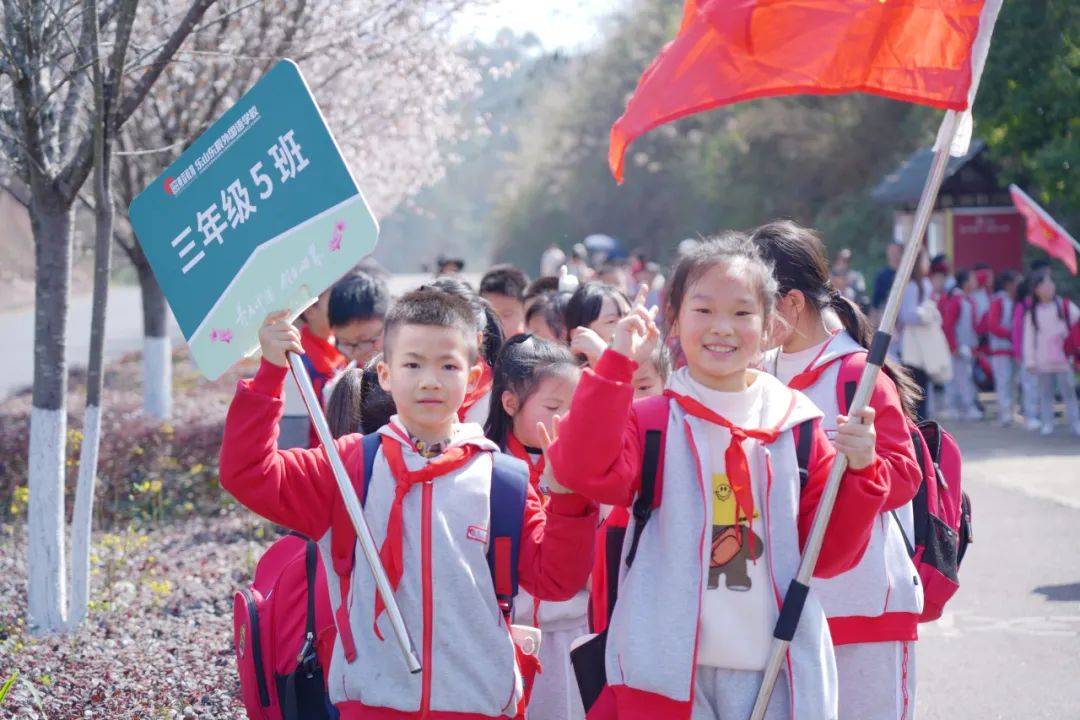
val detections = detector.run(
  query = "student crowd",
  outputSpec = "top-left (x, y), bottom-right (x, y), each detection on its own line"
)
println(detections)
top-left (218, 221), bottom-right (1074, 720)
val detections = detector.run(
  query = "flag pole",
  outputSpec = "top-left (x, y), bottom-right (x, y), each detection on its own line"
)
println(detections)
top-left (287, 351), bottom-right (423, 674)
top-left (748, 109), bottom-right (961, 720)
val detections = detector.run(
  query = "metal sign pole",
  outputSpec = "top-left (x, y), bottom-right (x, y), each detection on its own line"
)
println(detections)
top-left (748, 109), bottom-right (960, 720)
top-left (287, 351), bottom-right (422, 674)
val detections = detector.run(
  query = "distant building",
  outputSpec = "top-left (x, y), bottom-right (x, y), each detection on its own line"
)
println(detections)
top-left (872, 140), bottom-right (1023, 273)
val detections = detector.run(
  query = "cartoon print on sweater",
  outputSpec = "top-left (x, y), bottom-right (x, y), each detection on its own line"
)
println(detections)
top-left (708, 472), bottom-right (763, 591)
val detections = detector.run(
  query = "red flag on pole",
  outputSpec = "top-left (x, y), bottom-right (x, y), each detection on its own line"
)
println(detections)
top-left (1010, 184), bottom-right (1079, 276)
top-left (610, 0), bottom-right (988, 182)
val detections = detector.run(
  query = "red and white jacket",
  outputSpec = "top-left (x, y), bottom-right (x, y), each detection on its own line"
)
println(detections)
top-left (764, 331), bottom-right (924, 645)
top-left (986, 292), bottom-right (1015, 357)
top-left (220, 360), bottom-right (598, 720)
top-left (504, 435), bottom-right (592, 631)
top-left (548, 350), bottom-right (887, 720)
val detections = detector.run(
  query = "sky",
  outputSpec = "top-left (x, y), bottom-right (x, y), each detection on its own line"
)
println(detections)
top-left (453, 0), bottom-right (626, 52)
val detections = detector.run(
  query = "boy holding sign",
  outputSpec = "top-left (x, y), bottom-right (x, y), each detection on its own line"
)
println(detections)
top-left (220, 289), bottom-right (597, 719)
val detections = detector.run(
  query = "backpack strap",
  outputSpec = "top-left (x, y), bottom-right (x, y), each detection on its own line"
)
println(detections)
top-left (489, 453), bottom-right (530, 620)
top-left (360, 432), bottom-right (381, 505)
top-left (795, 418), bottom-right (815, 489)
top-left (327, 432), bottom-right (382, 664)
top-left (302, 540), bottom-right (318, 668)
top-left (624, 429), bottom-right (661, 568)
top-left (283, 540), bottom-right (322, 720)
top-left (624, 395), bottom-right (669, 569)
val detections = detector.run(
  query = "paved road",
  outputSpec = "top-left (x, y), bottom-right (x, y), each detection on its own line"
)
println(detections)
top-left (0, 273), bottom-right (474, 400)
top-left (0, 285), bottom-right (183, 400)
top-left (917, 418), bottom-right (1080, 719)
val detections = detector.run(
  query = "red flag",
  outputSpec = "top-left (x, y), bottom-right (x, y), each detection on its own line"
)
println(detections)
top-left (611, 0), bottom-right (987, 182)
top-left (1010, 185), bottom-right (1078, 276)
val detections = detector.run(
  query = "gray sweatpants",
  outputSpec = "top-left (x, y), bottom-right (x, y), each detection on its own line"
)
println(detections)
top-left (836, 641), bottom-right (916, 720)
top-left (1037, 371), bottom-right (1080, 428)
top-left (945, 354), bottom-right (977, 414)
top-left (692, 666), bottom-right (791, 720)
top-left (1020, 366), bottom-right (1040, 421)
top-left (990, 356), bottom-right (1019, 423)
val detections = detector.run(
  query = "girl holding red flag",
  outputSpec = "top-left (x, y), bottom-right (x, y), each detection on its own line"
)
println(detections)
top-left (548, 233), bottom-right (886, 720)
top-left (753, 221), bottom-right (924, 720)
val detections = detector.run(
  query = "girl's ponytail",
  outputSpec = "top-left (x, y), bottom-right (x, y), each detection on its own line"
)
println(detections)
top-left (752, 220), bottom-right (922, 420)
top-left (828, 291), bottom-right (922, 418)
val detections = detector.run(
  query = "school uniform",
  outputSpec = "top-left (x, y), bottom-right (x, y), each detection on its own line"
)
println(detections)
top-left (548, 350), bottom-right (888, 720)
top-left (1011, 300), bottom-right (1040, 425)
top-left (505, 434), bottom-right (590, 720)
top-left (940, 290), bottom-right (979, 418)
top-left (220, 359), bottom-right (599, 719)
top-left (765, 331), bottom-right (923, 720)
top-left (986, 292), bottom-right (1018, 424)
top-left (1022, 301), bottom-right (1080, 432)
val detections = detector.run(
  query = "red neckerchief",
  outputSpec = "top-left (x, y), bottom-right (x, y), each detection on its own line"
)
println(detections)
top-left (300, 325), bottom-right (347, 377)
top-left (458, 360), bottom-right (494, 421)
top-left (783, 333), bottom-right (840, 392)
top-left (373, 435), bottom-right (478, 638)
top-left (506, 432), bottom-right (546, 494)
top-left (665, 388), bottom-right (794, 536)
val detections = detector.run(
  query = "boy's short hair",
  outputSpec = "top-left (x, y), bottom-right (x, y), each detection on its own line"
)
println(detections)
top-left (525, 290), bottom-right (571, 340)
top-left (383, 288), bottom-right (480, 363)
top-left (328, 271), bottom-right (390, 327)
top-left (524, 276), bottom-right (560, 302)
top-left (480, 265), bottom-right (529, 301)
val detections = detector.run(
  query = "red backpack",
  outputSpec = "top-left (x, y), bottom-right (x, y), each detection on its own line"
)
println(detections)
top-left (232, 533), bottom-right (335, 720)
top-left (1060, 297), bottom-right (1080, 366)
top-left (834, 352), bottom-right (973, 621)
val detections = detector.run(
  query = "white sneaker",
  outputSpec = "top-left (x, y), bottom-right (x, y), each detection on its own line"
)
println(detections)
top-left (1040, 423), bottom-right (1054, 436)
top-left (1025, 417), bottom-right (1042, 431)
top-left (964, 409), bottom-right (984, 421)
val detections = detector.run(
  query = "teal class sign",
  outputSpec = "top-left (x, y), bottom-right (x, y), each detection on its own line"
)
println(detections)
top-left (130, 60), bottom-right (378, 380)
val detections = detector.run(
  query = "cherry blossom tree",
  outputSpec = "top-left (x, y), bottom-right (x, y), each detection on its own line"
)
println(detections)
top-left (114, 0), bottom-right (480, 419)
top-left (0, 0), bottom-right (480, 635)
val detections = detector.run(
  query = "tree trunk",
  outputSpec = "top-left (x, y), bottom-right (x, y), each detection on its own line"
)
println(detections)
top-left (137, 258), bottom-right (172, 420)
top-left (69, 16), bottom-right (113, 630)
top-left (27, 190), bottom-right (73, 634)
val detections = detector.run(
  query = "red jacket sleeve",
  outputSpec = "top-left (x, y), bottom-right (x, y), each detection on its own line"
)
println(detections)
top-left (796, 420), bottom-right (888, 579)
top-left (517, 485), bottom-right (598, 601)
top-left (867, 372), bottom-right (922, 511)
top-left (987, 297), bottom-right (1011, 340)
top-left (547, 349), bottom-right (643, 507)
top-left (219, 358), bottom-right (360, 540)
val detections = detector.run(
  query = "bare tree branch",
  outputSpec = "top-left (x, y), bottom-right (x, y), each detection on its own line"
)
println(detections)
top-left (57, 0), bottom-right (219, 201)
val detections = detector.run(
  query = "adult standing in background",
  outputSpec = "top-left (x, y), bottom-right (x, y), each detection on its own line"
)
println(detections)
top-left (871, 241), bottom-right (903, 324)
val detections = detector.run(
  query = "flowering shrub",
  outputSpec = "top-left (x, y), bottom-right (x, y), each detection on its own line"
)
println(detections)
top-left (0, 517), bottom-right (272, 718)
top-left (0, 349), bottom-right (257, 528)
